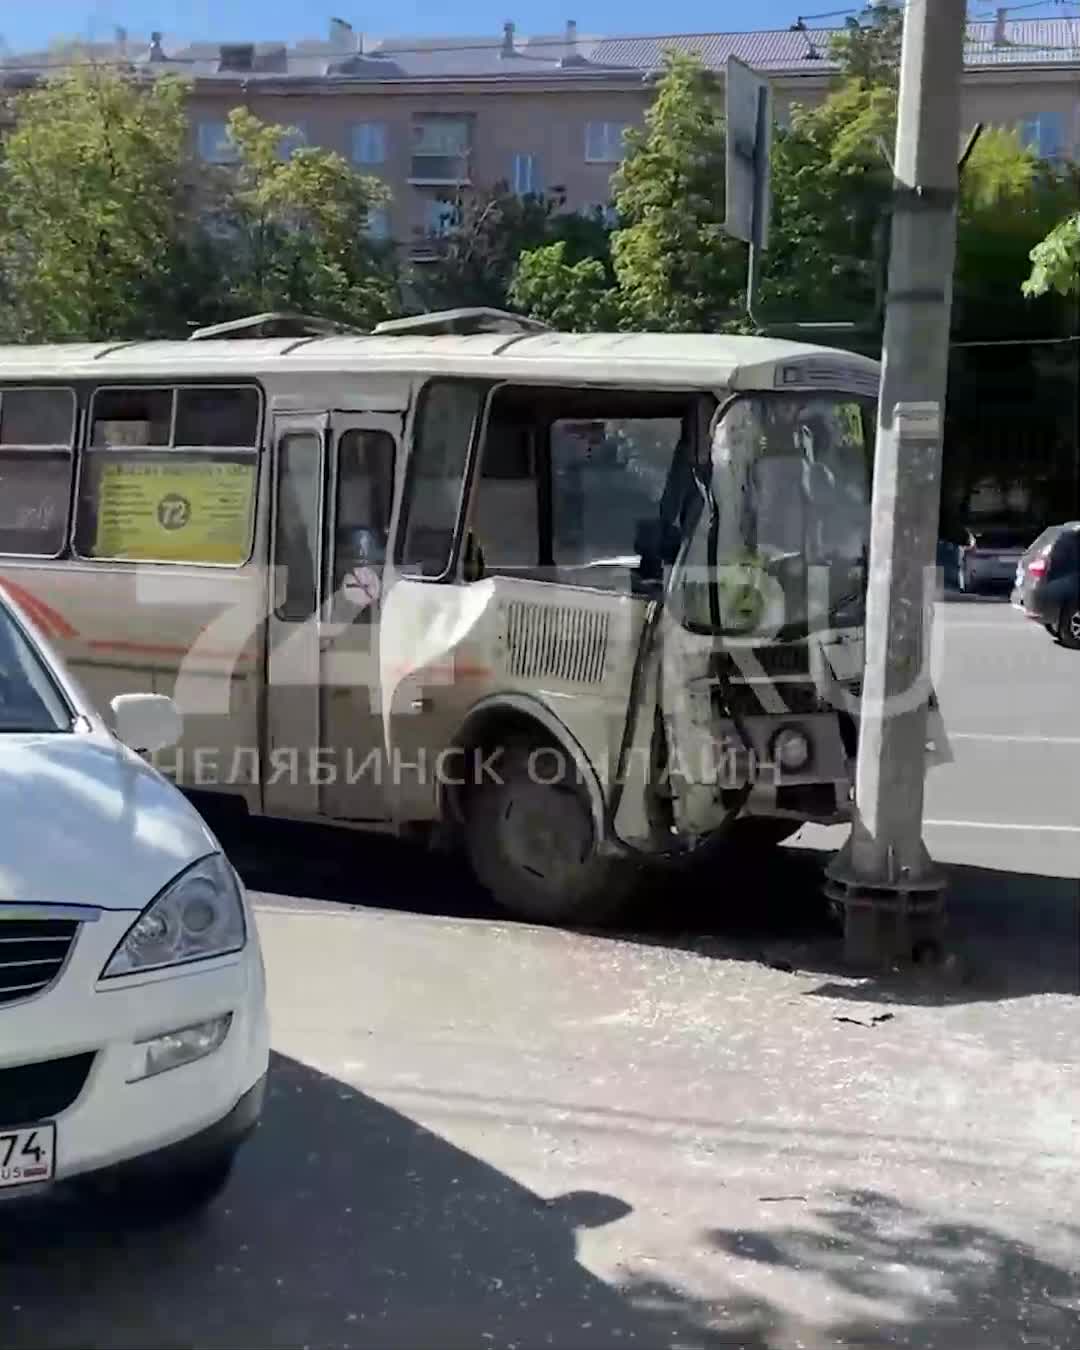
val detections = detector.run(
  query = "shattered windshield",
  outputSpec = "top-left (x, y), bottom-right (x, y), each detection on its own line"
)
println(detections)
top-left (679, 393), bottom-right (874, 636)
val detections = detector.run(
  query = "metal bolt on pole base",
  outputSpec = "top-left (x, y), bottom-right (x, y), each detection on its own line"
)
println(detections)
top-left (824, 871), bottom-right (947, 971)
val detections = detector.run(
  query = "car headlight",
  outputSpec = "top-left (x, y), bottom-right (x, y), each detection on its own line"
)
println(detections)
top-left (101, 853), bottom-right (246, 979)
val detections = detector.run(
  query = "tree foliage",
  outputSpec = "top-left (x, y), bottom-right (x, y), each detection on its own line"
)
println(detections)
top-left (1023, 212), bottom-right (1080, 298)
top-left (827, 3), bottom-right (903, 87)
top-left (414, 185), bottom-right (556, 311)
top-left (761, 80), bottom-right (896, 324)
top-left (0, 64), bottom-right (194, 340)
top-left (609, 51), bottom-right (744, 331)
top-left (0, 71), bottom-right (401, 340)
top-left (507, 242), bottom-right (619, 330)
top-left (201, 108), bottom-right (398, 328)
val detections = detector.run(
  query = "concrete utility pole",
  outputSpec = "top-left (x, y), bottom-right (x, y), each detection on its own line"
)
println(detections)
top-left (824, 0), bottom-right (968, 967)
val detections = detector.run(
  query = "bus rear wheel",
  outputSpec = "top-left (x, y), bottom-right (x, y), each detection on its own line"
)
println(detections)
top-left (464, 735), bottom-right (634, 927)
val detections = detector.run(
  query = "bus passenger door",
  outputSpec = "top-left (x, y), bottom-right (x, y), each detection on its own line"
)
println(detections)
top-left (318, 414), bottom-right (401, 820)
top-left (265, 413), bottom-right (328, 817)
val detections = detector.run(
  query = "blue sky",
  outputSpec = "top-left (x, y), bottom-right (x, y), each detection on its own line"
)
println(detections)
top-left (3, 0), bottom-right (866, 50)
top-left (3, 0), bottom-right (1070, 50)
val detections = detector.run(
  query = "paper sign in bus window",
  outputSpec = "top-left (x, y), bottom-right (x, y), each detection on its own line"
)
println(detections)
top-left (93, 459), bottom-right (256, 564)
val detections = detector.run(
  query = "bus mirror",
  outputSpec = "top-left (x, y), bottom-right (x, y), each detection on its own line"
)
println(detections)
top-left (634, 519), bottom-right (680, 574)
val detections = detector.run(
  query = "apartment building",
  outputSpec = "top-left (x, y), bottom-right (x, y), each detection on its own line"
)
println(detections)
top-left (1, 15), bottom-right (1078, 261)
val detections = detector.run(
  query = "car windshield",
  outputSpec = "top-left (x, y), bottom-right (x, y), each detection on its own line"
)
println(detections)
top-left (679, 392), bottom-right (874, 636)
top-left (0, 599), bottom-right (72, 733)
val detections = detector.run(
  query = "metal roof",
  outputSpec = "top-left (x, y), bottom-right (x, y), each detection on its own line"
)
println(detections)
top-left (0, 330), bottom-right (881, 393)
top-left (1, 18), bottom-right (1076, 84)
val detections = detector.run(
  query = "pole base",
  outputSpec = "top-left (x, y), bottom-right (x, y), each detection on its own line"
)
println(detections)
top-left (823, 875), bottom-right (947, 971)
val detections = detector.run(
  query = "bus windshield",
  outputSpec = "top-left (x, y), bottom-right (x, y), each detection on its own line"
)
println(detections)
top-left (680, 392), bottom-right (875, 638)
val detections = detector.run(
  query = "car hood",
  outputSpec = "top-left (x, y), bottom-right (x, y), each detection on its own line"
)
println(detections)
top-left (0, 731), bottom-right (220, 911)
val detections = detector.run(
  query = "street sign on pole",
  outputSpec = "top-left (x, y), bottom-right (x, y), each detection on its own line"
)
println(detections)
top-left (725, 56), bottom-right (772, 314)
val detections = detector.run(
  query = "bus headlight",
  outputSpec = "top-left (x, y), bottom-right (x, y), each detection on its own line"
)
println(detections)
top-left (770, 725), bottom-right (812, 774)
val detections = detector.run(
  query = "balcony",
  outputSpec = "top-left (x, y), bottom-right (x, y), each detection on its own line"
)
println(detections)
top-left (408, 152), bottom-right (471, 186)
top-left (410, 225), bottom-right (461, 262)
top-left (409, 116), bottom-right (473, 186)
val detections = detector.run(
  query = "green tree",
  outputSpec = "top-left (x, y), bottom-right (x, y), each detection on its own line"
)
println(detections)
top-left (609, 50), bottom-right (745, 331)
top-left (204, 107), bottom-right (399, 328)
top-left (0, 63), bottom-right (195, 340)
top-left (955, 128), bottom-right (1076, 332)
top-left (1023, 212), bottom-right (1080, 298)
top-left (508, 241), bottom-right (619, 330)
top-left (761, 80), bottom-right (896, 325)
top-left (417, 184), bottom-right (559, 311)
top-left (827, 3), bottom-right (903, 87)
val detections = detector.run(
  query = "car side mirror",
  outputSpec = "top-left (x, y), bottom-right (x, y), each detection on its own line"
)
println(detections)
top-left (110, 693), bottom-right (182, 754)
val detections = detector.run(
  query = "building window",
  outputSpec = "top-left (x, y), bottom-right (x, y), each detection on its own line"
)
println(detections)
top-left (512, 152), bottom-right (541, 196)
top-left (585, 121), bottom-right (630, 164)
top-left (351, 121), bottom-right (387, 165)
top-left (411, 116), bottom-right (471, 183)
top-left (277, 123), bottom-right (308, 160)
top-left (197, 119), bottom-right (239, 164)
top-left (1019, 112), bottom-right (1066, 161)
top-left (585, 202), bottom-right (618, 228)
top-left (423, 196), bottom-right (462, 238)
top-left (366, 205), bottom-right (391, 241)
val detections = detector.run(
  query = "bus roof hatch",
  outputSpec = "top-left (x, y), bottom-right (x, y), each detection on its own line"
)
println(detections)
top-left (372, 308), bottom-right (550, 337)
top-left (187, 312), bottom-right (365, 341)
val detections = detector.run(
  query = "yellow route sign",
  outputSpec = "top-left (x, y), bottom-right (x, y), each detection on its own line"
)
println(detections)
top-left (94, 459), bottom-right (256, 564)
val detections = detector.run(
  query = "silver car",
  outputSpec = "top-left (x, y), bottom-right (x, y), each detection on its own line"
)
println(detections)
top-left (958, 525), bottom-right (1032, 594)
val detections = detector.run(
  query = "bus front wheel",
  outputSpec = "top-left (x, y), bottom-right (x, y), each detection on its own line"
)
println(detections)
top-left (464, 735), bottom-right (634, 927)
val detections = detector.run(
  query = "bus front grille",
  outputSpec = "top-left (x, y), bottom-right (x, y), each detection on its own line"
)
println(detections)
top-left (502, 601), bottom-right (609, 685)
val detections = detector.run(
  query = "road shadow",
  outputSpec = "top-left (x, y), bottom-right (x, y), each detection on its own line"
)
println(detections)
top-left (622, 845), bottom-right (1079, 1008)
top-left (218, 813), bottom-right (502, 922)
top-left (680, 1186), bottom-right (1080, 1348)
top-left (0, 1052), bottom-right (724, 1350)
top-left (219, 816), bottom-right (1078, 1008)
top-left (941, 589), bottom-right (1012, 604)
top-left (791, 854), bottom-right (1080, 1008)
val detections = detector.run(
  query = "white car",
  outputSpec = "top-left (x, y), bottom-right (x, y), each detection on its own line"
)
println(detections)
top-left (0, 586), bottom-right (268, 1216)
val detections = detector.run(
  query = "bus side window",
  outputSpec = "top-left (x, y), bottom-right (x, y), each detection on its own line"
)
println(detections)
top-left (397, 382), bottom-right (482, 579)
top-left (0, 388), bottom-right (76, 558)
top-left (469, 410), bottom-right (540, 575)
top-left (274, 433), bottom-right (321, 622)
top-left (332, 429), bottom-right (395, 623)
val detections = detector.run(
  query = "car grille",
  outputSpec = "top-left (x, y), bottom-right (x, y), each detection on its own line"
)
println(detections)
top-left (0, 918), bottom-right (80, 1007)
top-left (0, 1052), bottom-right (96, 1125)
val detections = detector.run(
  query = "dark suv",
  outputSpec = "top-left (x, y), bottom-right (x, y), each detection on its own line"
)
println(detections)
top-left (1012, 522), bottom-right (1080, 649)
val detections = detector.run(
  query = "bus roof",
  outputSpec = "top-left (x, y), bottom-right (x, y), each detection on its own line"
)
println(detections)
top-left (0, 330), bottom-right (881, 395)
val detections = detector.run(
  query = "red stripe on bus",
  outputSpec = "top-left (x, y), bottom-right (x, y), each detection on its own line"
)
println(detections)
top-left (0, 580), bottom-right (79, 640)
top-left (87, 639), bottom-right (253, 663)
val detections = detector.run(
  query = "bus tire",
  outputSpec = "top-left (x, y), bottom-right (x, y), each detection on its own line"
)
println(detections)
top-left (464, 735), bottom-right (634, 927)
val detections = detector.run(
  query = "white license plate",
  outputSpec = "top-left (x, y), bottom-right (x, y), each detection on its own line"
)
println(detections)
top-left (0, 1123), bottom-right (55, 1189)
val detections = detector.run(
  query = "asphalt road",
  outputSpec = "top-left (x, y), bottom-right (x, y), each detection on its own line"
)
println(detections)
top-left (3, 592), bottom-right (1078, 1350)
top-left (800, 594), bottom-right (1080, 877)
